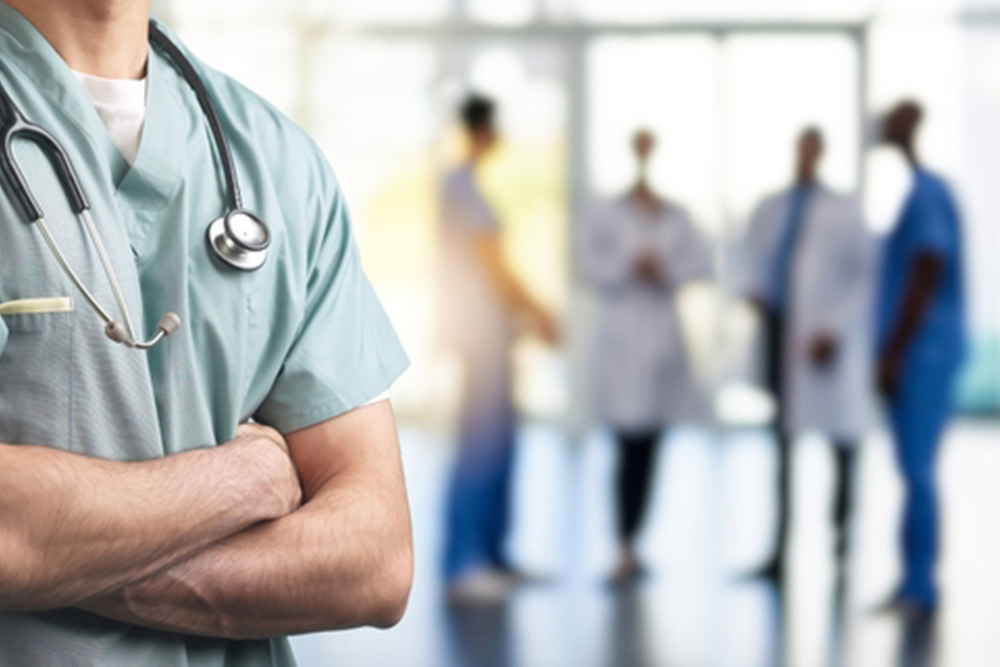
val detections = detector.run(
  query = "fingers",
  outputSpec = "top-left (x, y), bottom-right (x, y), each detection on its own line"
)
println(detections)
top-left (235, 423), bottom-right (289, 455)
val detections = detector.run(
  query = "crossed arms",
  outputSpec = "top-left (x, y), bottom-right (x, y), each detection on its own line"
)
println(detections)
top-left (0, 400), bottom-right (414, 639)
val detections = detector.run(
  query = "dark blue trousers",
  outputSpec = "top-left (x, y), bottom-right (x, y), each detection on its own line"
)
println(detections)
top-left (889, 361), bottom-right (957, 607)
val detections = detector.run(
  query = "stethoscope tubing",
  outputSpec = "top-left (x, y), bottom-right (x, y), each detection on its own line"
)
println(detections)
top-left (0, 21), bottom-right (269, 350)
top-left (148, 23), bottom-right (242, 211)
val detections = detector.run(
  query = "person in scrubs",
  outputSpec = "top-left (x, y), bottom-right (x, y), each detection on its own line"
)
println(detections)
top-left (740, 128), bottom-right (874, 585)
top-left (0, 1), bottom-right (413, 665)
top-left (439, 95), bottom-right (559, 603)
top-left (579, 129), bottom-right (712, 585)
top-left (875, 100), bottom-right (966, 616)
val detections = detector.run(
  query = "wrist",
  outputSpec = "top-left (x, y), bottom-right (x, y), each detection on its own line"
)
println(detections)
top-left (219, 440), bottom-right (298, 522)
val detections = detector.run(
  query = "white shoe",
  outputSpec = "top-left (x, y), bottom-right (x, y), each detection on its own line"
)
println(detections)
top-left (446, 568), bottom-right (516, 605)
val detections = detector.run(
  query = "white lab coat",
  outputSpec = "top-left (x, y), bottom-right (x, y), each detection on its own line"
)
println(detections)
top-left (741, 185), bottom-right (875, 442)
top-left (579, 196), bottom-right (713, 430)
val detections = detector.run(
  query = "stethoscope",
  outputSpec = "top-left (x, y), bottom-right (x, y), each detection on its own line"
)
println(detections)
top-left (0, 22), bottom-right (271, 350)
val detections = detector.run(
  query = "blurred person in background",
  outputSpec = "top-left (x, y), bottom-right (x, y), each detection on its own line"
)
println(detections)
top-left (741, 128), bottom-right (874, 585)
top-left (875, 100), bottom-right (966, 617)
top-left (439, 95), bottom-right (559, 603)
top-left (579, 129), bottom-right (712, 586)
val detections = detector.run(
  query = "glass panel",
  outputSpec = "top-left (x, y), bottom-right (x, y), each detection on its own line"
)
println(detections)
top-left (165, 0), bottom-right (292, 21)
top-left (868, 22), bottom-right (962, 174)
top-left (168, 0), bottom-right (451, 24)
top-left (306, 0), bottom-right (450, 23)
top-left (309, 39), bottom-right (441, 417)
top-left (467, 0), bottom-right (538, 25)
top-left (587, 36), bottom-right (722, 235)
top-left (172, 21), bottom-right (300, 115)
top-left (722, 34), bottom-right (859, 231)
top-left (952, 26), bottom-right (1000, 410)
top-left (573, 0), bottom-right (874, 23)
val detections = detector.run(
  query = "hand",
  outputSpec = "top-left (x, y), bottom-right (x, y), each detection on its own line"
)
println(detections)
top-left (809, 333), bottom-right (838, 369)
top-left (532, 308), bottom-right (560, 347)
top-left (635, 254), bottom-right (666, 285)
top-left (878, 351), bottom-right (903, 400)
top-left (748, 295), bottom-right (769, 315)
top-left (230, 423), bottom-right (302, 518)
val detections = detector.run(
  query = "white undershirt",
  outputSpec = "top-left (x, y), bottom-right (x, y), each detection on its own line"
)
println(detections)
top-left (73, 69), bottom-right (147, 166)
top-left (73, 69), bottom-right (391, 408)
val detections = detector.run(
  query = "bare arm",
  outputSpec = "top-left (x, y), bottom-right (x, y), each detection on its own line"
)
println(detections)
top-left (473, 232), bottom-right (558, 344)
top-left (79, 400), bottom-right (414, 639)
top-left (0, 425), bottom-right (301, 612)
top-left (878, 252), bottom-right (944, 396)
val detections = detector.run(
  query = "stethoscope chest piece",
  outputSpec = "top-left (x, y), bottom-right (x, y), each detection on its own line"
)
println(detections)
top-left (207, 209), bottom-right (270, 271)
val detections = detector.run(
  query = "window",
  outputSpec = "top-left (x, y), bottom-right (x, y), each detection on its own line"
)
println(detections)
top-left (723, 34), bottom-right (859, 228)
top-left (587, 36), bottom-right (721, 234)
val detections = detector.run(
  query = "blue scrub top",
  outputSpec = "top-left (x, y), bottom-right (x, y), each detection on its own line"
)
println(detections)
top-left (876, 167), bottom-right (967, 372)
top-left (0, 5), bottom-right (408, 666)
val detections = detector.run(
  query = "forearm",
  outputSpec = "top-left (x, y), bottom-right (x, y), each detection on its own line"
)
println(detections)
top-left (81, 482), bottom-right (411, 639)
top-left (884, 253), bottom-right (943, 358)
top-left (0, 438), bottom-right (294, 612)
top-left (80, 403), bottom-right (413, 639)
top-left (474, 234), bottom-right (545, 317)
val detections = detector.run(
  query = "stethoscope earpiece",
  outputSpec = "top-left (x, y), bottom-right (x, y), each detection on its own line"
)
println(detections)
top-left (105, 320), bottom-right (131, 345)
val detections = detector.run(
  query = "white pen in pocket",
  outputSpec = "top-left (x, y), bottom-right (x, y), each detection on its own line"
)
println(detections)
top-left (0, 297), bottom-right (74, 316)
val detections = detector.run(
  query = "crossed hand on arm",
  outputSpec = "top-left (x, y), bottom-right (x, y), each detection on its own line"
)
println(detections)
top-left (0, 400), bottom-right (414, 638)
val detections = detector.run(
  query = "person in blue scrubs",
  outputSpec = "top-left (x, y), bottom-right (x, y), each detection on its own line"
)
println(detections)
top-left (439, 96), bottom-right (558, 603)
top-left (876, 100), bottom-right (967, 615)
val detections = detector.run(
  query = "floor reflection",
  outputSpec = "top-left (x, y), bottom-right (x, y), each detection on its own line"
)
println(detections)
top-left (445, 601), bottom-right (514, 667)
top-left (607, 588), bottom-right (651, 667)
top-left (289, 422), bottom-right (1000, 667)
top-left (898, 613), bottom-right (937, 667)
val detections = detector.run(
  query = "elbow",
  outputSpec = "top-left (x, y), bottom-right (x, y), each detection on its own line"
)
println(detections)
top-left (368, 538), bottom-right (414, 629)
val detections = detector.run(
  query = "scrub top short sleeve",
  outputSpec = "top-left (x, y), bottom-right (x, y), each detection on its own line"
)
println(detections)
top-left (443, 167), bottom-right (498, 233)
top-left (254, 185), bottom-right (409, 434)
top-left (909, 185), bottom-right (953, 255)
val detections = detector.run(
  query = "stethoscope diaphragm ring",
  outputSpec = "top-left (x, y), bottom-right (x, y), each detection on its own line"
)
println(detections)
top-left (207, 211), bottom-right (269, 272)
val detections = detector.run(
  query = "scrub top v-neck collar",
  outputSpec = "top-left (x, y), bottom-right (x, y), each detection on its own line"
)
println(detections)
top-left (0, 2), bottom-right (126, 190)
top-left (113, 41), bottom-right (188, 255)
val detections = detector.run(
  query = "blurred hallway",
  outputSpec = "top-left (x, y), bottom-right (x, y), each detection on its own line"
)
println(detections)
top-left (290, 422), bottom-right (1000, 667)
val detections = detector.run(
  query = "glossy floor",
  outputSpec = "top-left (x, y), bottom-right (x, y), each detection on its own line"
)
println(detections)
top-left (290, 421), bottom-right (1000, 667)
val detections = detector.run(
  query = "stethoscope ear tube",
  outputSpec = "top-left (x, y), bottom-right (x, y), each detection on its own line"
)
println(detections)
top-left (149, 22), bottom-right (242, 212)
top-left (0, 22), bottom-right (269, 354)
top-left (0, 97), bottom-right (89, 222)
top-left (150, 21), bottom-right (272, 274)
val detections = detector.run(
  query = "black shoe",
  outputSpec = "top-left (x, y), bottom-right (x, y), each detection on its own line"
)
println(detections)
top-left (608, 563), bottom-right (650, 589)
top-left (871, 593), bottom-right (937, 622)
top-left (493, 565), bottom-right (552, 587)
top-left (740, 558), bottom-right (785, 583)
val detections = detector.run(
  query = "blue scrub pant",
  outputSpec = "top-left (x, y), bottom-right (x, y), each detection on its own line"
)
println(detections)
top-left (444, 346), bottom-right (517, 582)
top-left (889, 361), bottom-right (957, 607)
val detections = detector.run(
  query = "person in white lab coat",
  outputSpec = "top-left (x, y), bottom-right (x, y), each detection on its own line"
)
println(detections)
top-left (580, 130), bottom-right (713, 585)
top-left (741, 128), bottom-right (874, 584)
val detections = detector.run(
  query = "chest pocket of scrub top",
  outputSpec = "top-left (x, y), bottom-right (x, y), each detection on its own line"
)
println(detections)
top-left (0, 298), bottom-right (76, 449)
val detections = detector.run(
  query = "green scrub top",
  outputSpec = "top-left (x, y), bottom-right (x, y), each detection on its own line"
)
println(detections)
top-left (0, 5), bottom-right (409, 666)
